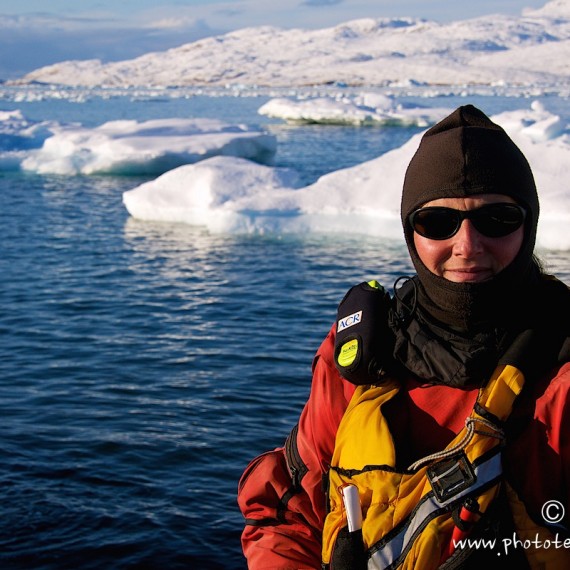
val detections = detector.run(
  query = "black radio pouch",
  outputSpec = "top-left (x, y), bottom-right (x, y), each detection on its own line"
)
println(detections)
top-left (334, 280), bottom-right (395, 385)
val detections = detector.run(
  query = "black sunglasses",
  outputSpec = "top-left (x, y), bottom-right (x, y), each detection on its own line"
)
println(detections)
top-left (409, 203), bottom-right (526, 240)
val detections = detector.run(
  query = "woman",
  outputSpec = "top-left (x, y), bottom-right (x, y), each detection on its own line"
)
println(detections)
top-left (238, 105), bottom-right (570, 569)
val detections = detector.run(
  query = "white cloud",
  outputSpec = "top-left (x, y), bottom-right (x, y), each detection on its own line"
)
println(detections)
top-left (148, 17), bottom-right (204, 30)
top-left (0, 12), bottom-right (223, 79)
top-left (0, 13), bottom-right (118, 31)
top-left (300, 0), bottom-right (344, 6)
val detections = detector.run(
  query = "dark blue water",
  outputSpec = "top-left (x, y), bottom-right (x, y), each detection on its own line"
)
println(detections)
top-left (0, 169), bottom-right (412, 569)
top-left (1, 91), bottom-right (568, 569)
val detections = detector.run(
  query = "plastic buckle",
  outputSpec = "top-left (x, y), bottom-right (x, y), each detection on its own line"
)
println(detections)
top-left (427, 452), bottom-right (476, 503)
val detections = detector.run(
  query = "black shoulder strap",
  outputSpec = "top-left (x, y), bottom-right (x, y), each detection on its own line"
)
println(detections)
top-left (559, 337), bottom-right (570, 364)
top-left (502, 276), bottom-right (570, 380)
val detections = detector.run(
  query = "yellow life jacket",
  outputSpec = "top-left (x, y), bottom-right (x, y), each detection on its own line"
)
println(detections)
top-left (322, 364), bottom-right (570, 569)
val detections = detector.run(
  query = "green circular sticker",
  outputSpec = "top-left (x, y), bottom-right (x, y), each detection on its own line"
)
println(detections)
top-left (338, 338), bottom-right (359, 368)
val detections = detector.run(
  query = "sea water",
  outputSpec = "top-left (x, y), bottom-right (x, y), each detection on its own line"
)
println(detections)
top-left (1, 88), bottom-right (569, 569)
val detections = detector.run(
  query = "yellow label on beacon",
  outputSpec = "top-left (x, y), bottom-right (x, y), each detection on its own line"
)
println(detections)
top-left (337, 339), bottom-right (359, 367)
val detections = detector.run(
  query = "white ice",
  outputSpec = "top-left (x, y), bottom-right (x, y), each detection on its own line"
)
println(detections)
top-left (258, 94), bottom-right (453, 127)
top-left (13, 117), bottom-right (276, 176)
top-left (2, 0), bottom-right (569, 249)
top-left (123, 101), bottom-right (570, 250)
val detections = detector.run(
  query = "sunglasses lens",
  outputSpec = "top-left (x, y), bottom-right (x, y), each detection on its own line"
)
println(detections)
top-left (410, 204), bottom-right (526, 240)
top-left (472, 204), bottom-right (526, 237)
top-left (410, 208), bottom-right (459, 240)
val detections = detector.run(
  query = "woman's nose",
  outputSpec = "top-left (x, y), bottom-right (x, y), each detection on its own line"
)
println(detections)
top-left (451, 219), bottom-right (485, 256)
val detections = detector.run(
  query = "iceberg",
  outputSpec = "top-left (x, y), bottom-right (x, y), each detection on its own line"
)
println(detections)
top-left (258, 94), bottom-right (452, 127)
top-left (16, 117), bottom-right (276, 176)
top-left (122, 101), bottom-right (570, 250)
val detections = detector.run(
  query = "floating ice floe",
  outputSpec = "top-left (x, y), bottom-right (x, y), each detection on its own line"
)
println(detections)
top-left (123, 101), bottom-right (570, 251)
top-left (0, 109), bottom-right (58, 149)
top-left (15, 117), bottom-right (276, 176)
top-left (258, 93), bottom-right (452, 127)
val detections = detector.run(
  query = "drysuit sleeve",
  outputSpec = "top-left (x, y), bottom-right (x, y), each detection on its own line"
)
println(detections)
top-left (506, 361), bottom-right (570, 531)
top-left (531, 361), bottom-right (570, 524)
top-left (237, 325), bottom-right (355, 569)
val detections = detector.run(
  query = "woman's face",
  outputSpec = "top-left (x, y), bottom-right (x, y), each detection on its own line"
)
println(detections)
top-left (412, 194), bottom-right (525, 283)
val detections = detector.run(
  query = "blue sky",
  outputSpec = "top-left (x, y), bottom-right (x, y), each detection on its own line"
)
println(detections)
top-left (0, 0), bottom-right (549, 79)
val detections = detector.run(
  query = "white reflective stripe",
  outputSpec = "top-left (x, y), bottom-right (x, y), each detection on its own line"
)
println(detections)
top-left (368, 452), bottom-right (502, 569)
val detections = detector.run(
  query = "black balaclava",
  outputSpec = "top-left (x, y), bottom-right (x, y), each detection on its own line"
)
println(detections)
top-left (400, 104), bottom-right (540, 332)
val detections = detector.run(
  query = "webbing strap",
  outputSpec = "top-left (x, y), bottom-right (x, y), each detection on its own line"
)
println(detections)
top-left (407, 364), bottom-right (522, 471)
top-left (476, 364), bottom-right (525, 421)
top-left (368, 451), bottom-right (502, 570)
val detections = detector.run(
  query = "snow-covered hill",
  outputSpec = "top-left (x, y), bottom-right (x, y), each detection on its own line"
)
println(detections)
top-left (12, 0), bottom-right (570, 89)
